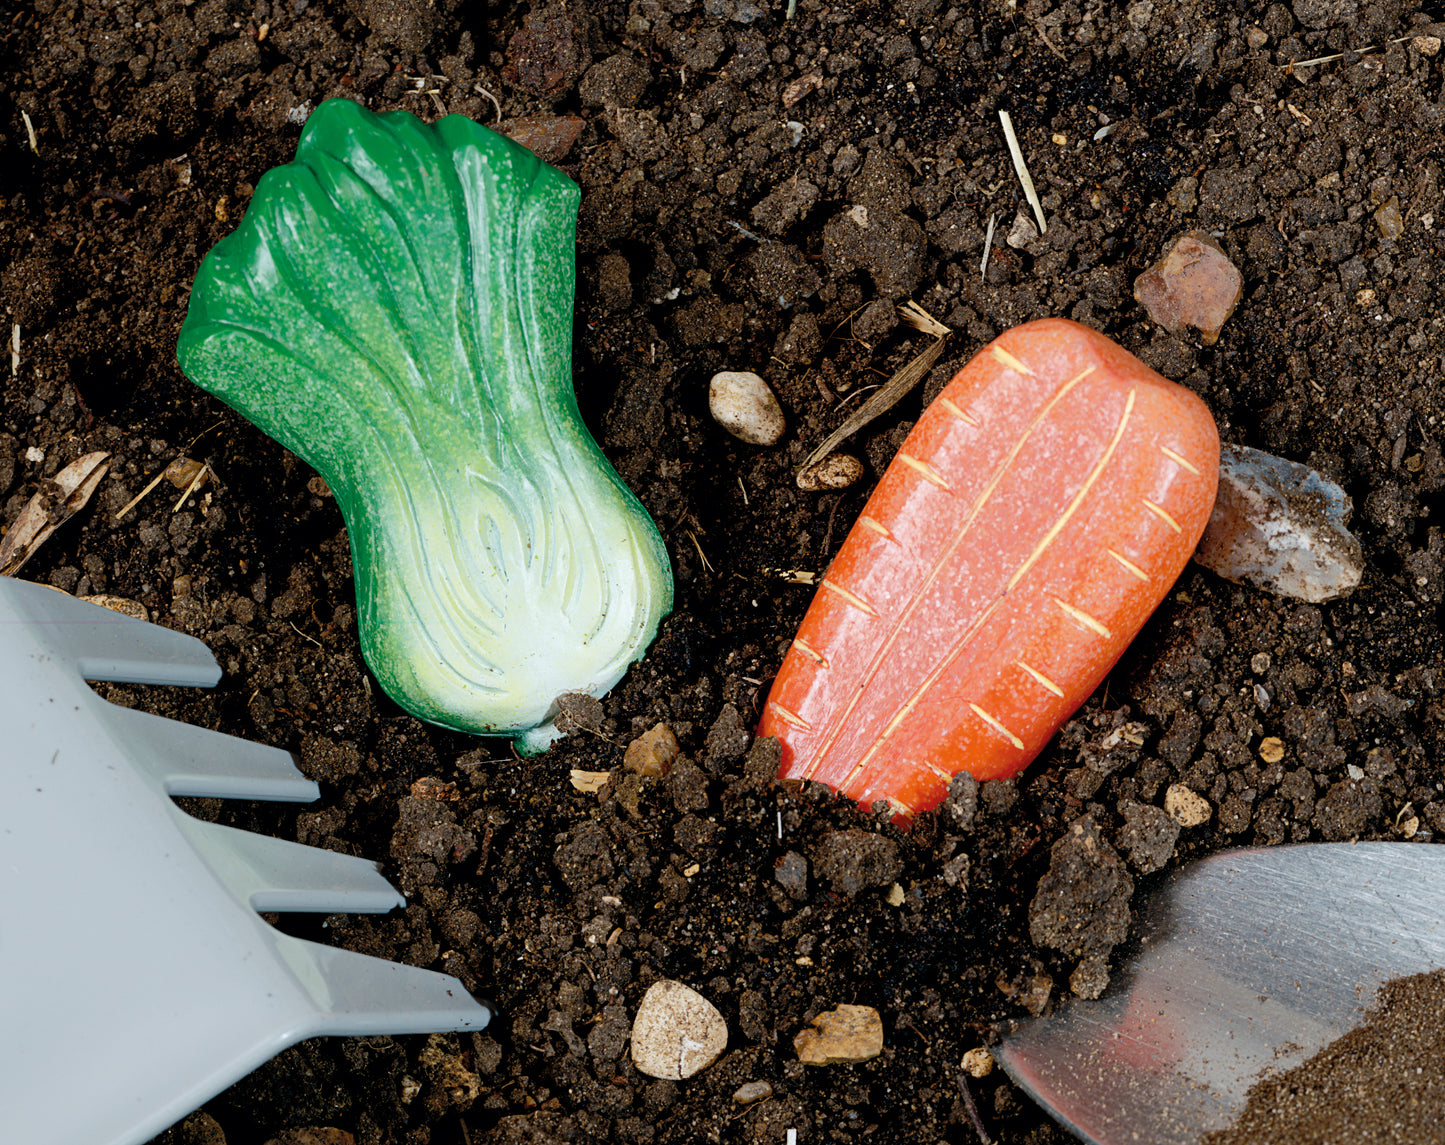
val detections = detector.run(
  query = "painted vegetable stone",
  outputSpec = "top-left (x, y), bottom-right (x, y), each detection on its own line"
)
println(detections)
top-left (177, 100), bottom-right (673, 753)
top-left (760, 318), bottom-right (1219, 817)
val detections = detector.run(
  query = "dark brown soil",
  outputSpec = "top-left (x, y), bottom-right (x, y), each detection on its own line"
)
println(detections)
top-left (1204, 968), bottom-right (1445, 1145)
top-left (2, 1), bottom-right (1443, 1143)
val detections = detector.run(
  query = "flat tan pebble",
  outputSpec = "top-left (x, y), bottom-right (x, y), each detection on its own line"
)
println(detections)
top-left (797, 452), bottom-right (865, 491)
top-left (1259, 736), bottom-right (1286, 764)
top-left (163, 455), bottom-right (208, 489)
top-left (1413, 34), bottom-right (1442, 55)
top-left (961, 1047), bottom-right (994, 1078)
top-left (1133, 230), bottom-right (1242, 345)
top-left (262, 1129), bottom-right (356, 1145)
top-left (732, 1080), bottom-right (773, 1104)
top-left (569, 768), bottom-right (611, 794)
top-left (79, 594), bottom-right (149, 621)
top-left (709, 371), bottom-right (786, 446)
top-left (1165, 784), bottom-right (1212, 827)
top-left (630, 980), bottom-right (728, 1080)
top-left (794, 1003), bottom-right (884, 1065)
top-left (1374, 195), bottom-right (1404, 241)
top-left (180, 1112), bottom-right (228, 1145)
top-left (624, 722), bottom-right (681, 777)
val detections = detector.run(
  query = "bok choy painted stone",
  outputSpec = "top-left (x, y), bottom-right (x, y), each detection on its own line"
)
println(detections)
top-left (177, 100), bottom-right (673, 751)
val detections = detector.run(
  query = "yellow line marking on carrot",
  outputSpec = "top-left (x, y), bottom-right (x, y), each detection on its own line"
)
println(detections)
top-left (1108, 549), bottom-right (1151, 581)
top-left (1008, 389), bottom-right (1136, 591)
top-left (767, 701), bottom-right (812, 732)
top-left (1053, 597), bottom-right (1112, 638)
top-left (1016, 659), bottom-right (1065, 698)
top-left (969, 703), bottom-right (1025, 749)
top-left (898, 451), bottom-right (952, 490)
top-left (939, 397), bottom-right (981, 427)
top-left (1142, 499), bottom-right (1183, 533)
top-left (859, 514), bottom-right (893, 539)
top-left (837, 598), bottom-right (1006, 788)
top-left (793, 637), bottom-right (829, 668)
top-left (1159, 445), bottom-right (1201, 475)
top-left (821, 578), bottom-right (879, 617)
top-left (990, 344), bottom-right (1034, 376)
top-left (925, 762), bottom-right (954, 783)
top-left (807, 368), bottom-right (1097, 781)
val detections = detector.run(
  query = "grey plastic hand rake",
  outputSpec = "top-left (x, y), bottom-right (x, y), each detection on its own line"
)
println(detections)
top-left (0, 577), bottom-right (490, 1145)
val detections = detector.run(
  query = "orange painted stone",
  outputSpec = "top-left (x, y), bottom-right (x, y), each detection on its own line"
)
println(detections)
top-left (759, 318), bottom-right (1220, 818)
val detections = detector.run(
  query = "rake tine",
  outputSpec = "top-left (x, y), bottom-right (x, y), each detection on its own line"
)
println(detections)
top-left (174, 817), bottom-right (404, 914)
top-left (1, 582), bottom-right (220, 687)
top-left (277, 938), bottom-right (494, 1035)
top-left (92, 699), bottom-right (319, 802)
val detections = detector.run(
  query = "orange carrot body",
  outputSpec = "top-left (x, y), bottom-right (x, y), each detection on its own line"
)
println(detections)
top-left (760, 319), bottom-right (1220, 817)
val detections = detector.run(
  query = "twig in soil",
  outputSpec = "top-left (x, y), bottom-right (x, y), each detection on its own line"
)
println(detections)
top-left (115, 423), bottom-right (223, 521)
top-left (834, 384), bottom-right (881, 411)
top-left (797, 330), bottom-right (949, 476)
top-left (737, 475), bottom-right (749, 506)
top-left (687, 528), bottom-right (714, 573)
top-left (980, 212), bottom-right (997, 279)
top-left (820, 492), bottom-right (845, 555)
top-left (473, 84), bottom-right (503, 122)
top-left (1286, 33), bottom-right (1413, 68)
top-left (1031, 19), bottom-right (1068, 60)
top-left (725, 218), bottom-right (763, 242)
top-left (898, 299), bottom-right (949, 338)
top-left (476, 822), bottom-right (494, 877)
top-left (955, 1069), bottom-right (993, 1145)
top-left (21, 111), bottom-right (37, 154)
top-left (114, 469), bottom-right (168, 520)
top-left (9, 323), bottom-right (17, 377)
top-left (183, 419), bottom-right (224, 453)
top-left (289, 621), bottom-right (322, 649)
top-left (999, 110), bottom-right (1048, 234)
top-left (765, 568), bottom-right (816, 585)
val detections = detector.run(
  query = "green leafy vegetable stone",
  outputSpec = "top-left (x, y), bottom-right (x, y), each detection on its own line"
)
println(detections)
top-left (177, 99), bottom-right (673, 752)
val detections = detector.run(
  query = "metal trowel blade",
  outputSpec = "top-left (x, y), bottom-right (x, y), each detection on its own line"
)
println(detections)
top-left (996, 842), bottom-right (1445, 1145)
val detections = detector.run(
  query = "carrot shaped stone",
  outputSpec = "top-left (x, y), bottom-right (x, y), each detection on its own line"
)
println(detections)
top-left (760, 318), bottom-right (1220, 818)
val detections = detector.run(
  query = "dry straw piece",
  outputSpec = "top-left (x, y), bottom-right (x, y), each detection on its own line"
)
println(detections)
top-left (999, 110), bottom-right (1048, 234)
top-left (796, 302), bottom-right (950, 482)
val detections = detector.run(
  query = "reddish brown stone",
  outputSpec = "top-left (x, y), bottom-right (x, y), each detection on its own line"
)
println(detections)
top-left (1133, 230), bottom-right (1243, 345)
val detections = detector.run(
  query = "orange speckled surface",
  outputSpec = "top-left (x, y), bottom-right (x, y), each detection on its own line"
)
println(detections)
top-left (760, 318), bottom-right (1221, 817)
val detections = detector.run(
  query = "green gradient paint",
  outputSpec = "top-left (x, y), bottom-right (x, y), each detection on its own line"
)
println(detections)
top-left (178, 100), bottom-right (673, 752)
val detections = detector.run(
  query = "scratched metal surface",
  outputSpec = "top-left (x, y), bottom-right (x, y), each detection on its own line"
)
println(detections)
top-left (997, 843), bottom-right (1445, 1145)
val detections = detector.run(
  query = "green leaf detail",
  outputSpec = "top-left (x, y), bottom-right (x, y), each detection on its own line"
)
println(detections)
top-left (178, 100), bottom-right (673, 749)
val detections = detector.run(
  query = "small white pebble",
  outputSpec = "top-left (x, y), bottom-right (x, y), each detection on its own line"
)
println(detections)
top-left (733, 1080), bottom-right (773, 1105)
top-left (24, 445), bottom-right (44, 463)
top-left (961, 1047), bottom-right (995, 1078)
top-left (710, 371), bottom-right (786, 446)
top-left (630, 980), bottom-right (728, 1080)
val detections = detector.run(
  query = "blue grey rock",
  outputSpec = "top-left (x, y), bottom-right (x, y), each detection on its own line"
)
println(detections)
top-left (1194, 444), bottom-right (1364, 603)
